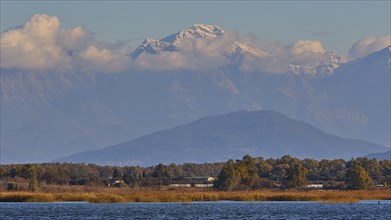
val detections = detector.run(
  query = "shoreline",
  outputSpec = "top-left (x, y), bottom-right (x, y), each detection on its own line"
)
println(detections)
top-left (1, 189), bottom-right (390, 203)
top-left (1, 200), bottom-right (391, 204)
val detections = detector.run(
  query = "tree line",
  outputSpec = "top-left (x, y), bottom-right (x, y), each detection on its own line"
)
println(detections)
top-left (0, 162), bottom-right (224, 190)
top-left (0, 155), bottom-right (389, 191)
top-left (214, 155), bottom-right (389, 190)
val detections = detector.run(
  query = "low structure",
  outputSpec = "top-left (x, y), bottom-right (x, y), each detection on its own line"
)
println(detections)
top-left (169, 177), bottom-right (215, 188)
top-left (305, 184), bottom-right (323, 189)
top-left (108, 179), bottom-right (126, 188)
top-left (168, 183), bottom-right (214, 188)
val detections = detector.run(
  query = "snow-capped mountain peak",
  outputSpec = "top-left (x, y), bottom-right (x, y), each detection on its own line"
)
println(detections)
top-left (161, 24), bottom-right (224, 43)
top-left (227, 42), bottom-right (269, 58)
top-left (130, 24), bottom-right (346, 75)
top-left (289, 52), bottom-right (347, 76)
top-left (130, 38), bottom-right (172, 58)
top-left (131, 24), bottom-right (225, 58)
top-left (224, 42), bottom-right (270, 65)
top-left (327, 52), bottom-right (347, 65)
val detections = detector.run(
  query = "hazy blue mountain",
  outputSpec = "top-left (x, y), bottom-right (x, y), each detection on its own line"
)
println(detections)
top-left (365, 150), bottom-right (391, 160)
top-left (1, 25), bottom-right (389, 164)
top-left (314, 46), bottom-right (391, 147)
top-left (58, 110), bottom-right (387, 166)
top-left (0, 67), bottom-right (368, 163)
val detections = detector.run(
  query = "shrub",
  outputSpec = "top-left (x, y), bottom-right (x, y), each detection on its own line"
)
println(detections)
top-left (7, 182), bottom-right (19, 191)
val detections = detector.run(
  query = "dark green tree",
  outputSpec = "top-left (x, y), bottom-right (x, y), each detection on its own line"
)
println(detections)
top-left (27, 165), bottom-right (39, 192)
top-left (123, 166), bottom-right (143, 184)
top-left (282, 162), bottom-right (308, 189)
top-left (379, 160), bottom-right (391, 186)
top-left (257, 157), bottom-right (272, 177)
top-left (214, 160), bottom-right (239, 191)
top-left (113, 167), bottom-right (123, 179)
top-left (0, 166), bottom-right (7, 178)
top-left (303, 158), bottom-right (319, 179)
top-left (238, 155), bottom-right (259, 188)
top-left (152, 163), bottom-right (169, 178)
top-left (345, 160), bottom-right (372, 190)
top-left (7, 182), bottom-right (19, 191)
top-left (214, 156), bottom-right (260, 191)
top-left (9, 165), bottom-right (21, 178)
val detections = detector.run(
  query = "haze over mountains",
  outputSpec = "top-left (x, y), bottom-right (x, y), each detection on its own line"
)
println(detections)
top-left (59, 110), bottom-right (387, 166)
top-left (1, 18), bottom-right (390, 164)
top-left (365, 150), bottom-right (391, 161)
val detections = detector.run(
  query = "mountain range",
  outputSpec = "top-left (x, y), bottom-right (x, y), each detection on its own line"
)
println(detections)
top-left (131, 24), bottom-right (346, 75)
top-left (59, 110), bottom-right (387, 166)
top-left (1, 24), bottom-right (390, 164)
top-left (365, 150), bottom-right (391, 161)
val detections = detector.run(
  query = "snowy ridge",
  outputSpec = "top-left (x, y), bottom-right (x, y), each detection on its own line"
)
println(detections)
top-left (131, 38), bottom-right (173, 58)
top-left (328, 52), bottom-right (346, 64)
top-left (227, 42), bottom-right (269, 58)
top-left (131, 24), bottom-right (225, 58)
top-left (130, 24), bottom-right (347, 75)
top-left (162, 24), bottom-right (224, 43)
top-left (290, 52), bottom-right (346, 76)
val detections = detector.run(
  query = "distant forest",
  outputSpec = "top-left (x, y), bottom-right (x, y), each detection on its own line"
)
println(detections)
top-left (0, 155), bottom-right (390, 191)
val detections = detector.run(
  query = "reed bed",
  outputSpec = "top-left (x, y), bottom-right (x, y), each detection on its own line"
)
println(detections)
top-left (1, 188), bottom-right (390, 203)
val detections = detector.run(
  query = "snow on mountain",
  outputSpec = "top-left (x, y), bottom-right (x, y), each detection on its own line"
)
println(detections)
top-left (2, 46), bottom-right (389, 164)
top-left (130, 24), bottom-right (345, 75)
top-left (131, 24), bottom-right (224, 58)
top-left (2, 21), bottom-right (388, 164)
top-left (289, 52), bottom-right (347, 75)
top-left (161, 24), bottom-right (224, 43)
top-left (226, 42), bottom-right (269, 61)
top-left (313, 45), bottom-right (391, 147)
top-left (130, 38), bottom-right (173, 58)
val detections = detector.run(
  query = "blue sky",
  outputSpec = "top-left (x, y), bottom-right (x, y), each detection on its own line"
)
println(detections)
top-left (1, 1), bottom-right (390, 55)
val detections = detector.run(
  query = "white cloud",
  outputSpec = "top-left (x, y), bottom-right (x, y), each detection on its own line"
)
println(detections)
top-left (1, 14), bottom-right (72, 70)
top-left (78, 45), bottom-right (130, 73)
top-left (1, 14), bottom-right (130, 72)
top-left (289, 40), bottom-right (325, 54)
top-left (132, 35), bottom-right (334, 74)
top-left (133, 33), bottom-right (237, 71)
top-left (278, 40), bottom-right (331, 68)
top-left (235, 39), bottom-right (331, 73)
top-left (1, 15), bottom-right (357, 74)
top-left (348, 35), bottom-right (391, 59)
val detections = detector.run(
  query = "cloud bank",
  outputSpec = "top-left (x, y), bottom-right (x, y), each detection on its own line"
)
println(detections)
top-left (1, 14), bottom-right (130, 72)
top-left (289, 40), bottom-right (326, 54)
top-left (132, 34), bottom-right (333, 74)
top-left (132, 32), bottom-right (239, 71)
top-left (1, 14), bottom-right (387, 74)
top-left (348, 35), bottom-right (391, 59)
top-left (1, 14), bottom-right (74, 70)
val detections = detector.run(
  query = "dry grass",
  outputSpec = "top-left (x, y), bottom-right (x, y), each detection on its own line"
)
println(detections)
top-left (1, 188), bottom-right (390, 203)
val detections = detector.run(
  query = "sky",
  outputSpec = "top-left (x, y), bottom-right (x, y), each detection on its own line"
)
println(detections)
top-left (1, 1), bottom-right (390, 56)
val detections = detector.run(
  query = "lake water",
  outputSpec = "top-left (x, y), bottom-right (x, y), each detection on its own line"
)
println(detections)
top-left (1, 201), bottom-right (390, 219)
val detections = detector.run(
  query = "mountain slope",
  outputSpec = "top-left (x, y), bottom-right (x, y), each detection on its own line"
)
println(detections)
top-left (60, 110), bottom-right (387, 166)
top-left (1, 47), bottom-right (389, 163)
top-left (130, 24), bottom-right (225, 58)
top-left (314, 46), bottom-right (391, 146)
top-left (1, 25), bottom-right (389, 164)
top-left (130, 24), bottom-right (343, 75)
top-left (365, 150), bottom-right (391, 160)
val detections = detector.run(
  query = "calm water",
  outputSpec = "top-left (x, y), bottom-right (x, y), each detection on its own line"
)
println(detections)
top-left (0, 201), bottom-right (390, 219)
